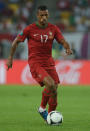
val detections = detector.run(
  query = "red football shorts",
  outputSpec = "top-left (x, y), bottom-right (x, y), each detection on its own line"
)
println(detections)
top-left (29, 63), bottom-right (60, 87)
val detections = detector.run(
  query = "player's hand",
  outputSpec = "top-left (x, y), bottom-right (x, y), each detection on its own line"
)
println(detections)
top-left (6, 57), bottom-right (13, 71)
top-left (65, 48), bottom-right (73, 55)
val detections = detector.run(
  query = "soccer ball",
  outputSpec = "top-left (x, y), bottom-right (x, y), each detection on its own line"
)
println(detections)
top-left (47, 111), bottom-right (63, 125)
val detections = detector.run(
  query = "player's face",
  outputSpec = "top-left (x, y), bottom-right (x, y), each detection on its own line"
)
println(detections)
top-left (37, 10), bottom-right (49, 26)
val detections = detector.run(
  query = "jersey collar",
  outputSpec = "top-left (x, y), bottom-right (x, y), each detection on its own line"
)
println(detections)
top-left (35, 21), bottom-right (48, 29)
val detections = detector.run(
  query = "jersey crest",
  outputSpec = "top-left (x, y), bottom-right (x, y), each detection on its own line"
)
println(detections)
top-left (49, 31), bottom-right (53, 39)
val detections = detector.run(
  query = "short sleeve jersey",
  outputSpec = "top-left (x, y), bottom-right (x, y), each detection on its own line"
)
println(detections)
top-left (18, 23), bottom-right (64, 68)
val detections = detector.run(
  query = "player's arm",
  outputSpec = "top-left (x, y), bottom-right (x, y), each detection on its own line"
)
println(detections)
top-left (55, 25), bottom-right (73, 55)
top-left (6, 26), bottom-right (29, 70)
top-left (60, 39), bottom-right (73, 55)
top-left (6, 36), bottom-right (21, 70)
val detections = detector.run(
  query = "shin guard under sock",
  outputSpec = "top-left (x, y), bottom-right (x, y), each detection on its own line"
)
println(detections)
top-left (48, 97), bottom-right (57, 113)
top-left (40, 88), bottom-right (51, 109)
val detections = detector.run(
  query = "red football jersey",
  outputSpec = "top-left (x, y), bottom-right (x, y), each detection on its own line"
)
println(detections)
top-left (18, 23), bottom-right (64, 69)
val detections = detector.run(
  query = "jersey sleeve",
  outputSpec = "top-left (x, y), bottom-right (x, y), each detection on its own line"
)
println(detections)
top-left (54, 25), bottom-right (64, 43)
top-left (17, 26), bottom-right (30, 42)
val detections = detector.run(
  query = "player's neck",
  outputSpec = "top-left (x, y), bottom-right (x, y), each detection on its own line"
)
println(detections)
top-left (36, 21), bottom-right (48, 29)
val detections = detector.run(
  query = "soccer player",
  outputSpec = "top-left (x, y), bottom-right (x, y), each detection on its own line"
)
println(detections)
top-left (6, 5), bottom-right (72, 122)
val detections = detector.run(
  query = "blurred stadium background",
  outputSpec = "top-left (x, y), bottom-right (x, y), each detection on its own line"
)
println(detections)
top-left (0, 0), bottom-right (90, 131)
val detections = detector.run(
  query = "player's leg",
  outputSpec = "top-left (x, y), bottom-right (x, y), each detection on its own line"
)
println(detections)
top-left (40, 87), bottom-right (51, 109)
top-left (43, 68), bottom-right (60, 113)
top-left (43, 77), bottom-right (58, 113)
top-left (38, 75), bottom-right (56, 121)
top-left (48, 84), bottom-right (58, 113)
top-left (40, 76), bottom-right (55, 109)
top-left (30, 64), bottom-right (52, 120)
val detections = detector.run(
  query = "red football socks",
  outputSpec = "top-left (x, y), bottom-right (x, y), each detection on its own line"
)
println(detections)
top-left (40, 88), bottom-right (51, 109)
top-left (40, 88), bottom-right (58, 113)
top-left (48, 96), bottom-right (57, 113)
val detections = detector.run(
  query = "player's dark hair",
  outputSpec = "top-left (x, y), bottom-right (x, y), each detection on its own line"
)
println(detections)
top-left (37, 5), bottom-right (48, 11)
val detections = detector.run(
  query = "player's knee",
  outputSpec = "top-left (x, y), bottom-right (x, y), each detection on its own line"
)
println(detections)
top-left (43, 76), bottom-right (55, 88)
top-left (48, 81), bottom-right (55, 88)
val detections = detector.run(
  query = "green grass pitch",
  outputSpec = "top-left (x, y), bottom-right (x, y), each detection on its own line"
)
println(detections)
top-left (0, 85), bottom-right (90, 131)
